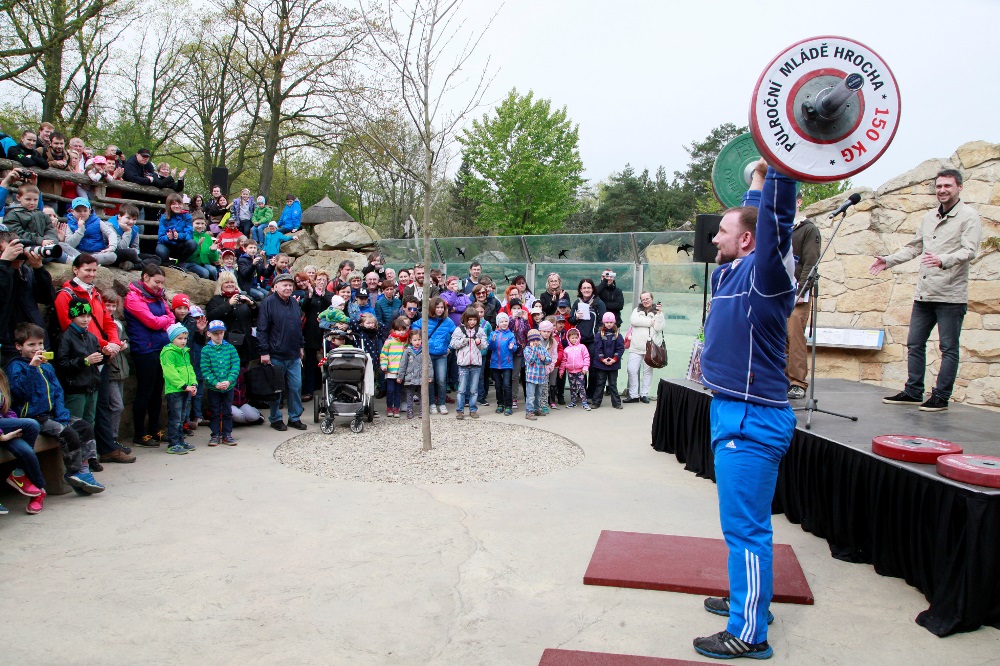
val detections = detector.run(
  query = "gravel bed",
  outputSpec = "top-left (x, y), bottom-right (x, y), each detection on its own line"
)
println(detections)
top-left (273, 417), bottom-right (584, 484)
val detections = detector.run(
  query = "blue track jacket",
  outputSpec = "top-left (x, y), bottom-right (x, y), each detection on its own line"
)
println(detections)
top-left (701, 168), bottom-right (797, 407)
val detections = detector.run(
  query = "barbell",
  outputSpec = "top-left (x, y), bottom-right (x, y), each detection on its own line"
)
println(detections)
top-left (712, 35), bottom-right (901, 205)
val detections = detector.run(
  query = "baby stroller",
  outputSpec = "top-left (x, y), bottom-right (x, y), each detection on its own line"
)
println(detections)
top-left (314, 329), bottom-right (375, 434)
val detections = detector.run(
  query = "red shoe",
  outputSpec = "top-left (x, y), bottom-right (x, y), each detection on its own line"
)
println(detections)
top-left (26, 489), bottom-right (46, 514)
top-left (7, 470), bottom-right (42, 497)
top-left (445, 395), bottom-right (456, 404)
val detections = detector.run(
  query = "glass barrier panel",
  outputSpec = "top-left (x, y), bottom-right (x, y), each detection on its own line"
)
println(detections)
top-left (522, 233), bottom-right (637, 264)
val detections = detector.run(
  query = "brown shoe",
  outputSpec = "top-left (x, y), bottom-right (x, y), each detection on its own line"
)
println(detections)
top-left (100, 449), bottom-right (137, 464)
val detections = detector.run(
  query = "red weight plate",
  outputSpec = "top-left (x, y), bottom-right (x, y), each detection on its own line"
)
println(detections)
top-left (748, 35), bottom-right (901, 183)
top-left (936, 455), bottom-right (1000, 488)
top-left (871, 434), bottom-right (963, 464)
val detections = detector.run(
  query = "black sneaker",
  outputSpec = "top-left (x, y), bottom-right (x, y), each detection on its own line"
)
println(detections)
top-left (882, 391), bottom-right (922, 405)
top-left (287, 420), bottom-right (307, 430)
top-left (919, 395), bottom-right (949, 412)
top-left (132, 435), bottom-right (159, 448)
top-left (693, 630), bottom-right (773, 660)
top-left (270, 421), bottom-right (288, 432)
top-left (704, 596), bottom-right (774, 625)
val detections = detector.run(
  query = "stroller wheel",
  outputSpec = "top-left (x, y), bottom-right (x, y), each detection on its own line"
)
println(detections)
top-left (350, 419), bottom-right (364, 434)
top-left (321, 418), bottom-right (335, 435)
top-left (366, 400), bottom-right (374, 423)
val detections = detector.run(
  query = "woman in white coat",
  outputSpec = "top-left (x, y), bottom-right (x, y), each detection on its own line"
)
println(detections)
top-left (624, 291), bottom-right (665, 403)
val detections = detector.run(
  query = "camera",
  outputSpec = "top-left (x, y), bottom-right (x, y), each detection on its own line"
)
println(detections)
top-left (20, 244), bottom-right (63, 260)
top-left (15, 168), bottom-right (35, 181)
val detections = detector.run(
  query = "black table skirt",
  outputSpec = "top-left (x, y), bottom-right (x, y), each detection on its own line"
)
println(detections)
top-left (650, 379), bottom-right (1000, 637)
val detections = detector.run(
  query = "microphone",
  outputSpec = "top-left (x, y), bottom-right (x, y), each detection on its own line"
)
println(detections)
top-left (828, 193), bottom-right (862, 219)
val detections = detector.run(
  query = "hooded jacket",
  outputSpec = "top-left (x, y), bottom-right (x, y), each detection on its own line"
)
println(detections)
top-left (590, 328), bottom-right (625, 371)
top-left (124, 280), bottom-right (175, 355)
top-left (54, 279), bottom-right (121, 347)
top-left (374, 294), bottom-right (402, 327)
top-left (190, 229), bottom-right (220, 266)
top-left (2, 204), bottom-right (57, 246)
top-left (561, 330), bottom-right (591, 374)
top-left (413, 315), bottom-right (456, 357)
top-left (397, 344), bottom-right (432, 386)
top-left (157, 211), bottom-right (193, 245)
top-left (66, 212), bottom-right (118, 254)
top-left (379, 329), bottom-right (409, 375)
top-left (200, 339), bottom-right (241, 390)
top-left (6, 355), bottom-right (72, 423)
top-left (160, 342), bottom-right (197, 395)
top-left (6, 143), bottom-right (48, 168)
top-left (56, 323), bottom-right (102, 393)
top-left (487, 327), bottom-right (517, 369)
top-left (277, 200), bottom-right (302, 231)
top-left (449, 324), bottom-right (487, 366)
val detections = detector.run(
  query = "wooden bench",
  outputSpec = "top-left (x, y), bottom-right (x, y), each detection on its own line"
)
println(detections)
top-left (0, 435), bottom-right (71, 495)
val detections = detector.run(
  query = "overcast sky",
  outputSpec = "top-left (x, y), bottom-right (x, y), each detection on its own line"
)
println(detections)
top-left (449, 0), bottom-right (999, 190)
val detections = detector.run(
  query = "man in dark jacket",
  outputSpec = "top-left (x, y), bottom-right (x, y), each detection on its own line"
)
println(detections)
top-left (257, 273), bottom-right (307, 431)
top-left (595, 269), bottom-right (625, 326)
top-left (785, 195), bottom-right (821, 400)
top-left (0, 231), bottom-right (54, 364)
top-left (123, 148), bottom-right (155, 185)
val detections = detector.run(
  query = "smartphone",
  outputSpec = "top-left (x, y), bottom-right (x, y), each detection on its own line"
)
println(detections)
top-left (42, 351), bottom-right (54, 360)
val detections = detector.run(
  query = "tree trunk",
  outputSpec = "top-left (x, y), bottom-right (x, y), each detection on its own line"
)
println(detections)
top-left (258, 96), bottom-right (282, 198)
top-left (40, 0), bottom-right (67, 123)
top-left (420, 6), bottom-right (435, 453)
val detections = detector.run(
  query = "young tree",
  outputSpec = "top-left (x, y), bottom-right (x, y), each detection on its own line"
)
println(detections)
top-left (674, 122), bottom-right (748, 206)
top-left (800, 179), bottom-right (852, 207)
top-left (341, 0), bottom-right (494, 451)
top-left (459, 89), bottom-right (585, 235)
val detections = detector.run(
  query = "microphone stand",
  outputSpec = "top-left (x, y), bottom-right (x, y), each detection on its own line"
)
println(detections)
top-left (794, 208), bottom-right (859, 430)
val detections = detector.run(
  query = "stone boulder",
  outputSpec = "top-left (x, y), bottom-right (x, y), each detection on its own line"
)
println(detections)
top-left (162, 267), bottom-right (218, 306)
top-left (301, 196), bottom-right (356, 227)
top-left (280, 232), bottom-right (318, 258)
top-left (314, 221), bottom-right (381, 251)
top-left (291, 250), bottom-right (367, 275)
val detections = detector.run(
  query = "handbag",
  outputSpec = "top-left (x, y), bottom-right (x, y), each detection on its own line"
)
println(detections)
top-left (246, 363), bottom-right (284, 402)
top-left (624, 326), bottom-right (633, 348)
top-left (644, 332), bottom-right (667, 369)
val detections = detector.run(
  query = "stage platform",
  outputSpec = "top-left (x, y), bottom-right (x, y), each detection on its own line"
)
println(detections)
top-left (651, 378), bottom-right (1000, 637)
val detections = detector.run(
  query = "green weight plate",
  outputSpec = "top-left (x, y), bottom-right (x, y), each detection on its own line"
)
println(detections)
top-left (712, 133), bottom-right (761, 208)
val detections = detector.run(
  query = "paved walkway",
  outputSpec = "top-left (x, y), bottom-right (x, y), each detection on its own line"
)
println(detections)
top-left (2, 400), bottom-right (997, 664)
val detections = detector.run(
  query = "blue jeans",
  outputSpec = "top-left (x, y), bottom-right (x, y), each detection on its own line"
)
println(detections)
top-left (457, 365), bottom-right (481, 412)
top-left (0, 418), bottom-right (43, 488)
top-left (190, 379), bottom-right (204, 421)
top-left (492, 368), bottom-right (512, 408)
top-left (711, 395), bottom-right (795, 644)
top-left (268, 356), bottom-right (303, 423)
top-left (477, 355), bottom-right (489, 400)
top-left (166, 392), bottom-right (190, 447)
top-left (525, 381), bottom-right (544, 414)
top-left (385, 379), bottom-right (401, 410)
top-left (905, 301), bottom-right (967, 401)
top-left (184, 263), bottom-right (218, 280)
top-left (155, 240), bottom-right (197, 262)
top-left (430, 354), bottom-right (448, 406)
top-left (206, 389), bottom-right (234, 438)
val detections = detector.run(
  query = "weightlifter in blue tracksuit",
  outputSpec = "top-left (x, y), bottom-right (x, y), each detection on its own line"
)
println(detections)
top-left (694, 159), bottom-right (798, 660)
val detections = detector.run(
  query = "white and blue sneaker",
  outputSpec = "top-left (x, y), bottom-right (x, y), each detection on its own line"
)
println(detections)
top-left (65, 471), bottom-right (105, 494)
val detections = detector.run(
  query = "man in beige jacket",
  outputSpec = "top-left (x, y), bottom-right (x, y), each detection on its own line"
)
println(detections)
top-left (869, 169), bottom-right (982, 412)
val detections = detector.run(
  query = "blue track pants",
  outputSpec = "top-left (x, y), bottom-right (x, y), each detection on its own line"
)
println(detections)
top-left (710, 395), bottom-right (795, 644)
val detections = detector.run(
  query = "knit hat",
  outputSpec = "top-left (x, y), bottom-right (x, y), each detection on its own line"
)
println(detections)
top-left (171, 294), bottom-right (190, 309)
top-left (496, 312), bottom-right (510, 324)
top-left (167, 323), bottom-right (187, 342)
top-left (557, 297), bottom-right (570, 308)
top-left (527, 329), bottom-right (541, 342)
top-left (208, 320), bottom-right (226, 332)
top-left (330, 295), bottom-right (345, 308)
top-left (189, 306), bottom-right (205, 318)
top-left (602, 312), bottom-right (616, 324)
top-left (539, 321), bottom-right (554, 332)
top-left (67, 297), bottom-right (91, 318)
top-left (272, 273), bottom-right (294, 285)
top-left (256, 196), bottom-right (266, 205)
top-left (268, 221), bottom-right (278, 228)
top-left (566, 326), bottom-right (581, 339)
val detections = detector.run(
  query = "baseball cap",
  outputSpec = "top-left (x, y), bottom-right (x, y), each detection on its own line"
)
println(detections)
top-left (556, 315), bottom-right (566, 322)
top-left (221, 249), bottom-right (236, 259)
top-left (171, 294), bottom-right (190, 309)
top-left (137, 148), bottom-right (150, 157)
top-left (208, 320), bottom-right (226, 332)
top-left (92, 155), bottom-right (107, 165)
top-left (189, 306), bottom-right (205, 318)
top-left (357, 287), bottom-right (369, 299)
top-left (71, 197), bottom-right (90, 210)
top-left (557, 297), bottom-right (570, 308)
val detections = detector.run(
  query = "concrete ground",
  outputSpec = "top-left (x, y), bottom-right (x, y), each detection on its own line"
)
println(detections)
top-left (2, 401), bottom-right (998, 665)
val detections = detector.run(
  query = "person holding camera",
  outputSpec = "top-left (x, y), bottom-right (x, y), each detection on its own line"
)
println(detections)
top-left (205, 272), bottom-right (259, 367)
top-left (595, 268), bottom-right (625, 326)
top-left (1, 182), bottom-right (58, 249)
top-left (0, 230), bottom-right (55, 364)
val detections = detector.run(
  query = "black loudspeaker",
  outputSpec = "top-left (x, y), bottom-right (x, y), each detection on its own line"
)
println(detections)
top-left (211, 167), bottom-right (230, 196)
top-left (693, 214), bottom-right (722, 264)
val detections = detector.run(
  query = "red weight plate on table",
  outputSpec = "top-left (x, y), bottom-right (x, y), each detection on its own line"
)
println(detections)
top-left (871, 434), bottom-right (963, 464)
top-left (936, 455), bottom-right (1000, 488)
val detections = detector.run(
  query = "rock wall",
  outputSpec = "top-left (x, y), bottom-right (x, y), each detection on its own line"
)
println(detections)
top-left (801, 140), bottom-right (1000, 411)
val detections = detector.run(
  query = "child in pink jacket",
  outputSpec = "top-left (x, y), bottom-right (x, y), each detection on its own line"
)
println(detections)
top-left (559, 327), bottom-right (591, 410)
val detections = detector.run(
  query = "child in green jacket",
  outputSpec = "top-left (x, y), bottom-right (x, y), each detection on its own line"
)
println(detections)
top-left (200, 320), bottom-right (240, 446)
top-left (161, 323), bottom-right (198, 454)
top-left (189, 215), bottom-right (220, 280)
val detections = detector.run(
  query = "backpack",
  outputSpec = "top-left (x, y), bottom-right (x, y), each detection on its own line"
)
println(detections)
top-left (45, 287), bottom-right (76, 349)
